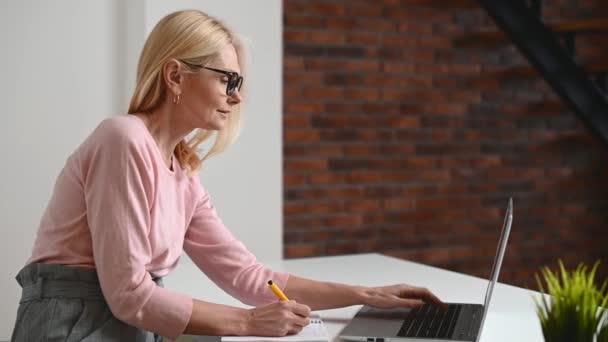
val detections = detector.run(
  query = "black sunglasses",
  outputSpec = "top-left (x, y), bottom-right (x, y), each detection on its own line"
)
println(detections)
top-left (179, 60), bottom-right (243, 96)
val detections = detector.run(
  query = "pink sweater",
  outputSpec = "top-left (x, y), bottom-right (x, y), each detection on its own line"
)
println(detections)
top-left (28, 114), bottom-right (289, 339)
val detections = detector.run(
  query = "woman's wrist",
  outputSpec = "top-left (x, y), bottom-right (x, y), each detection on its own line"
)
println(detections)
top-left (236, 307), bottom-right (253, 336)
top-left (344, 284), bottom-right (369, 306)
top-left (185, 299), bottom-right (252, 336)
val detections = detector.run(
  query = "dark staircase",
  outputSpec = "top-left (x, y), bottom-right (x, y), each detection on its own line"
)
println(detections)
top-left (458, 0), bottom-right (608, 146)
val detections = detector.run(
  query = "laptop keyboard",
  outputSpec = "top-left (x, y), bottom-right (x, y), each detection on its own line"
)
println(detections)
top-left (396, 303), bottom-right (462, 339)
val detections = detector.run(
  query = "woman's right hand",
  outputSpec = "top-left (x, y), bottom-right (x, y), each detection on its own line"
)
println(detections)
top-left (245, 300), bottom-right (311, 336)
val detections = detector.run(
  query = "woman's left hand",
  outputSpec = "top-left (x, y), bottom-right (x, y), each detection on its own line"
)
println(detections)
top-left (358, 284), bottom-right (447, 310)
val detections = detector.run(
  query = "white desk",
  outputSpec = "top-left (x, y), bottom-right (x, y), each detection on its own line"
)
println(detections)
top-left (165, 253), bottom-right (544, 342)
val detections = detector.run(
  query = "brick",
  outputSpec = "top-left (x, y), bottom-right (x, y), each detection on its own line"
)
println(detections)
top-left (347, 171), bottom-right (384, 184)
top-left (308, 31), bottom-right (346, 44)
top-left (310, 202), bottom-right (344, 215)
top-left (383, 8), bottom-right (421, 20)
top-left (324, 214), bottom-right (361, 228)
top-left (342, 59), bottom-right (380, 72)
top-left (345, 199), bottom-right (382, 212)
top-left (341, 144), bottom-right (374, 156)
top-left (326, 187), bottom-right (364, 199)
top-left (448, 91), bottom-right (481, 102)
top-left (326, 17), bottom-right (358, 30)
top-left (361, 212), bottom-right (387, 225)
top-left (348, 5), bottom-right (383, 17)
top-left (308, 3), bottom-right (346, 16)
top-left (319, 129), bottom-right (360, 142)
top-left (362, 74), bottom-right (401, 87)
top-left (346, 31), bottom-right (381, 45)
top-left (309, 172), bottom-right (346, 185)
top-left (350, 116), bottom-right (387, 128)
top-left (285, 201), bottom-right (344, 217)
top-left (284, 56), bottom-right (304, 69)
top-left (398, 22), bottom-right (434, 35)
top-left (303, 57), bottom-right (345, 70)
top-left (389, 116), bottom-right (421, 128)
top-left (325, 102), bottom-right (361, 114)
top-left (362, 103), bottom-right (401, 115)
top-left (284, 144), bottom-right (342, 158)
top-left (383, 198), bottom-right (416, 211)
top-left (327, 241), bottom-right (360, 255)
top-left (285, 188), bottom-right (328, 201)
top-left (283, 115), bottom-right (310, 128)
top-left (343, 88), bottom-right (380, 101)
top-left (302, 86), bottom-right (344, 99)
top-left (285, 43), bottom-right (325, 57)
top-left (357, 130), bottom-right (394, 142)
top-left (284, 217), bottom-right (324, 229)
top-left (311, 114), bottom-right (349, 128)
top-left (424, 103), bottom-right (468, 115)
top-left (284, 174), bottom-right (307, 187)
top-left (381, 34), bottom-right (418, 47)
top-left (416, 37), bottom-right (453, 48)
top-left (284, 159), bottom-right (327, 172)
top-left (283, 85), bottom-right (301, 98)
top-left (325, 46), bottom-right (366, 58)
top-left (285, 103), bottom-right (324, 114)
top-left (284, 14), bottom-right (325, 28)
top-left (284, 202), bottom-right (309, 216)
top-left (284, 129), bottom-right (320, 143)
top-left (297, 230), bottom-right (333, 242)
top-left (285, 244), bottom-right (324, 258)
top-left (358, 18), bottom-right (397, 31)
top-left (382, 62), bottom-right (415, 73)
top-left (378, 144), bottom-right (416, 154)
top-left (285, 71), bottom-right (323, 85)
top-left (284, 30), bottom-right (309, 43)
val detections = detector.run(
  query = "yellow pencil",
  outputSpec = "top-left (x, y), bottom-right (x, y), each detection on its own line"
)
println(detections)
top-left (267, 280), bottom-right (289, 301)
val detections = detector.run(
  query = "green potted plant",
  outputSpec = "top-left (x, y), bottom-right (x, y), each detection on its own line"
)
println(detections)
top-left (534, 260), bottom-right (608, 342)
top-left (599, 323), bottom-right (608, 342)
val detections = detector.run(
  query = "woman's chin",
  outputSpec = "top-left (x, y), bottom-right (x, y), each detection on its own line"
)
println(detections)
top-left (195, 118), bottom-right (226, 131)
top-left (207, 120), bottom-right (226, 131)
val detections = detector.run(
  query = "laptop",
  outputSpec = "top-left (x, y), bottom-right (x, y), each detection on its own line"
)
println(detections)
top-left (339, 198), bottom-right (513, 342)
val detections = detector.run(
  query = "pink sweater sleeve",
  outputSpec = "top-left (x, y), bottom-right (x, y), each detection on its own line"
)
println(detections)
top-left (184, 181), bottom-right (290, 306)
top-left (82, 122), bottom-right (192, 339)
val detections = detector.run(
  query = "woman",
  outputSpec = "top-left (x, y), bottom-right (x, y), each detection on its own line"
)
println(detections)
top-left (11, 9), bottom-right (445, 342)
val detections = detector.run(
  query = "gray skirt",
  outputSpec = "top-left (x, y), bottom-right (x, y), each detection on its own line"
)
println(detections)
top-left (11, 263), bottom-right (164, 342)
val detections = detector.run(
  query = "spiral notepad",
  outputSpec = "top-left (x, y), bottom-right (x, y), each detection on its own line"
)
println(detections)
top-left (220, 314), bottom-right (328, 342)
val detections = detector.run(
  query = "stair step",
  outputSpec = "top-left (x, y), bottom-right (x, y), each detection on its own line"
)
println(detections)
top-left (533, 131), bottom-right (598, 153)
top-left (456, 18), bottom-right (608, 47)
top-left (553, 18), bottom-right (608, 33)
top-left (413, 0), bottom-right (478, 9)
top-left (513, 100), bottom-right (568, 116)
top-left (489, 60), bottom-right (608, 81)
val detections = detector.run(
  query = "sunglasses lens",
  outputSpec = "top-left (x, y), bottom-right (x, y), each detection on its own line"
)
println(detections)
top-left (226, 75), bottom-right (240, 95)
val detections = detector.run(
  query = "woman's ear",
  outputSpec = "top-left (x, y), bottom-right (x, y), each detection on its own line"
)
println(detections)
top-left (163, 59), bottom-right (183, 96)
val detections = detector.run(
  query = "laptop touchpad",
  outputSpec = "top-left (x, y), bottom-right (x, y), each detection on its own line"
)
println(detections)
top-left (342, 306), bottom-right (411, 337)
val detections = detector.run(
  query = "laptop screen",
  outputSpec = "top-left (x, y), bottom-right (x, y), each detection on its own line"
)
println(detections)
top-left (477, 198), bottom-right (513, 341)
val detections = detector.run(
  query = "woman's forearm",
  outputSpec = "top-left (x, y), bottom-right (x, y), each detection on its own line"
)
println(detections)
top-left (183, 298), bottom-right (249, 336)
top-left (283, 275), bottom-right (365, 310)
top-left (284, 276), bottom-right (447, 312)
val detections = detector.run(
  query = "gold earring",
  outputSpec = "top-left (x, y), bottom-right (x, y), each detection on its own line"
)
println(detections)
top-left (173, 94), bottom-right (180, 104)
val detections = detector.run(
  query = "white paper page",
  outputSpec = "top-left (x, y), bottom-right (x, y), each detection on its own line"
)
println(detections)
top-left (221, 314), bottom-right (328, 342)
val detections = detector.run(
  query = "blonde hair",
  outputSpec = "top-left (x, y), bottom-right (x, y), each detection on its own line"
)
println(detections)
top-left (128, 10), bottom-right (246, 174)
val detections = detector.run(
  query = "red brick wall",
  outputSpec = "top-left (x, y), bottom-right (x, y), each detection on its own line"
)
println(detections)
top-left (283, 0), bottom-right (608, 289)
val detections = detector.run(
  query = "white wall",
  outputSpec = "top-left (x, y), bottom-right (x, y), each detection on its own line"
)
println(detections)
top-left (0, 0), bottom-right (282, 338)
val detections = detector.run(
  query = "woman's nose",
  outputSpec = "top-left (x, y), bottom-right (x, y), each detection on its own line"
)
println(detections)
top-left (229, 89), bottom-right (242, 105)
